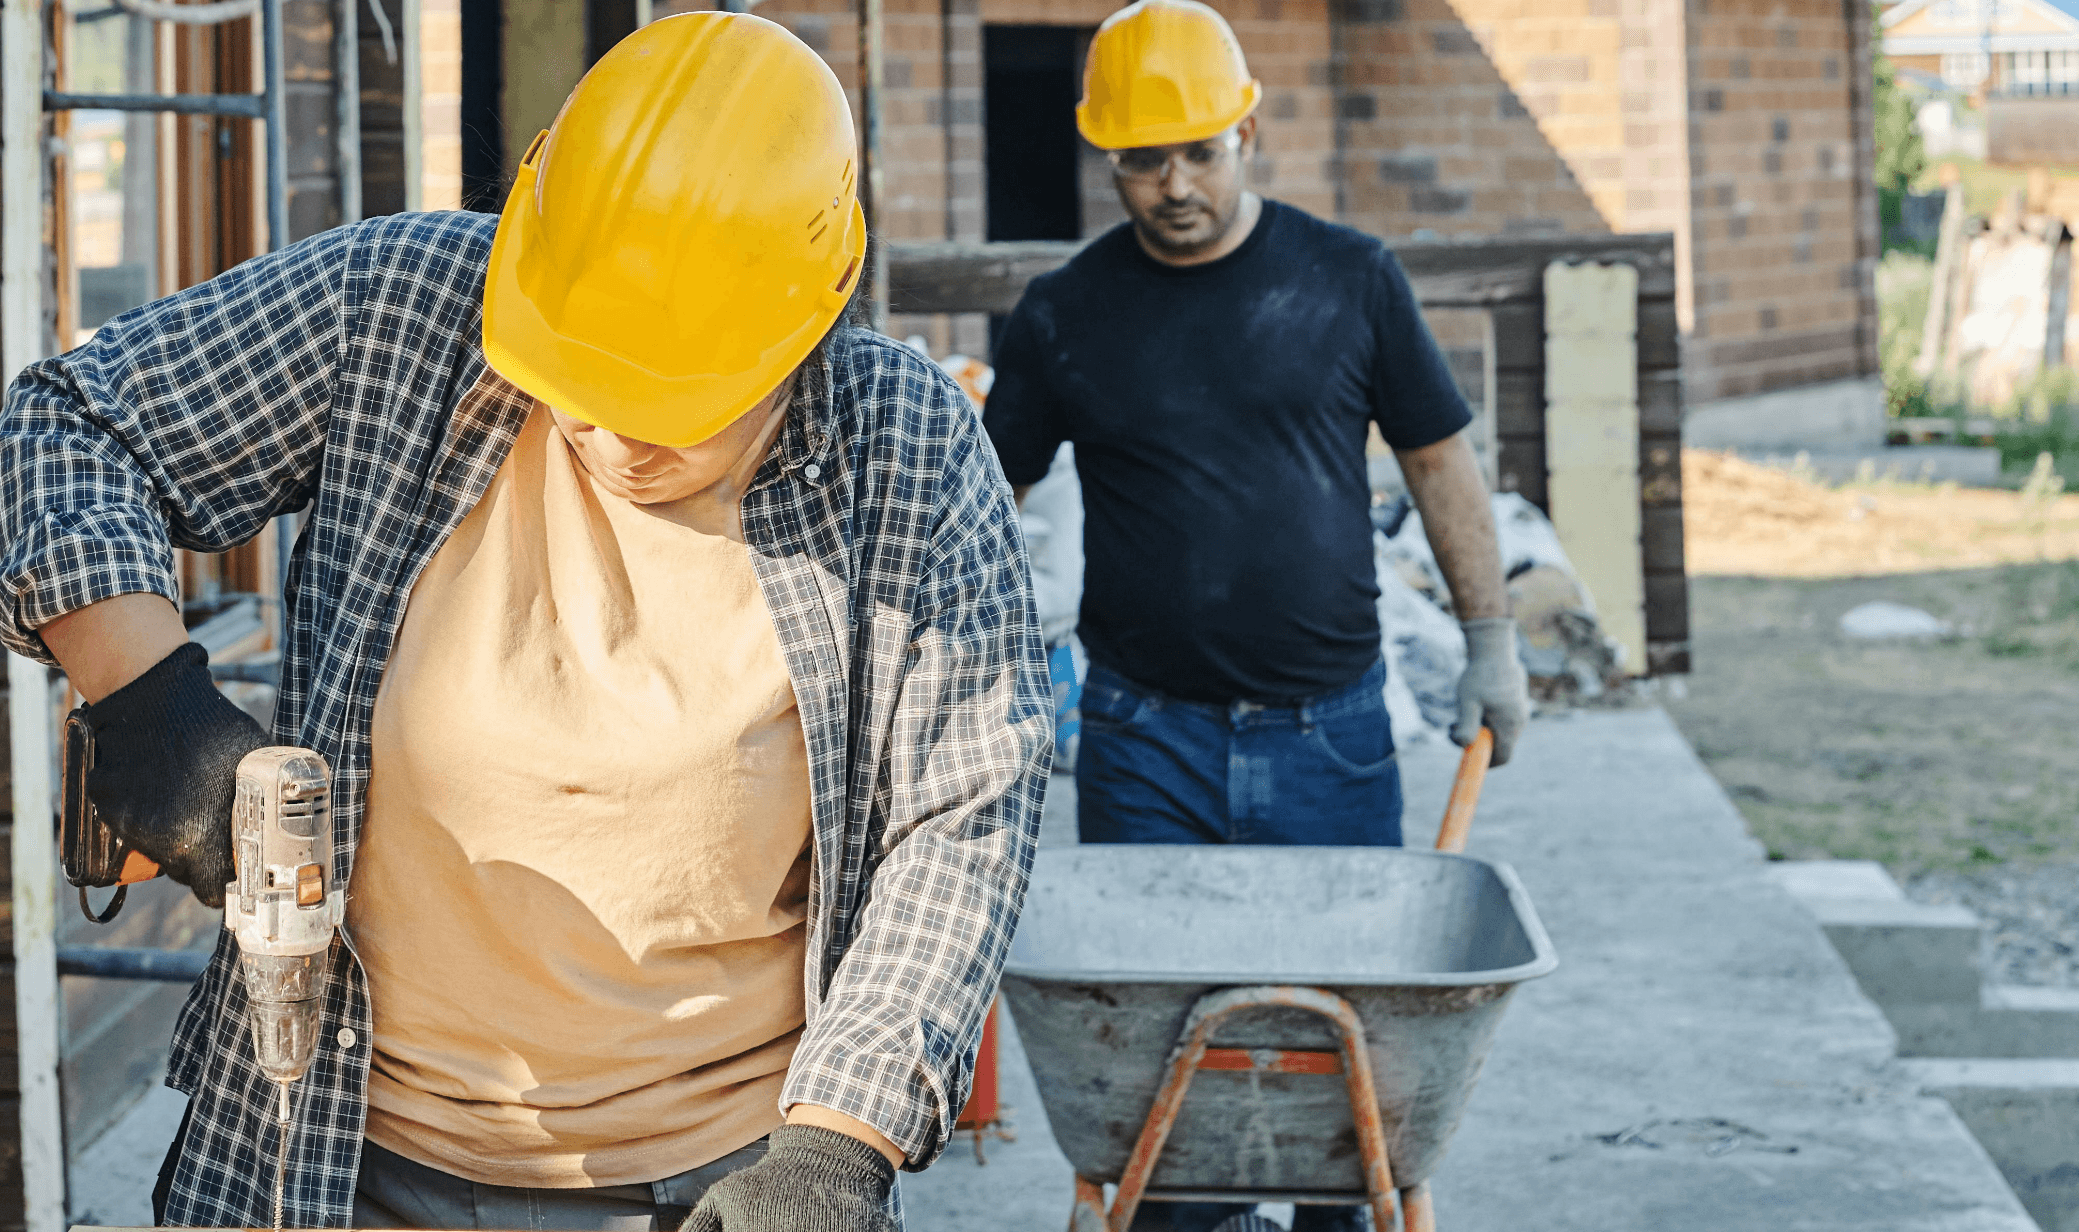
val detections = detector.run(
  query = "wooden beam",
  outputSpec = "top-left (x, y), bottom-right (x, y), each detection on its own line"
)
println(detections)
top-left (4, 0), bottom-right (70, 1226)
top-left (6, 654), bottom-right (63, 1232)
top-left (885, 241), bottom-right (1082, 316)
top-left (1392, 233), bottom-right (1678, 307)
top-left (884, 232), bottom-right (1679, 316)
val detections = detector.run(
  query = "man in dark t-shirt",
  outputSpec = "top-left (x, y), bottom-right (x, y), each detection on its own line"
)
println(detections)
top-left (985, 8), bottom-right (1528, 1222)
top-left (987, 0), bottom-right (1527, 818)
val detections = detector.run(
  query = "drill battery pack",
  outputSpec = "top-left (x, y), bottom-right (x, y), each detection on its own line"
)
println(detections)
top-left (60, 707), bottom-right (156, 921)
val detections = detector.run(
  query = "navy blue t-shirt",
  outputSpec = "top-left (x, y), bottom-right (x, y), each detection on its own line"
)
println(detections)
top-left (984, 200), bottom-right (1472, 703)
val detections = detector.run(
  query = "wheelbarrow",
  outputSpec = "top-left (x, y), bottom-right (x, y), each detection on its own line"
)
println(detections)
top-left (1000, 732), bottom-right (1558, 1232)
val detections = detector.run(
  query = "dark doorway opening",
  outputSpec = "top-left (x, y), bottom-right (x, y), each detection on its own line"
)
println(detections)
top-left (460, 0), bottom-right (504, 212)
top-left (983, 25), bottom-right (1084, 242)
top-left (586, 0), bottom-right (641, 67)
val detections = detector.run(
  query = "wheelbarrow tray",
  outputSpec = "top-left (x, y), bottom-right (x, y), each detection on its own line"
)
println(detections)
top-left (1001, 845), bottom-right (1557, 1196)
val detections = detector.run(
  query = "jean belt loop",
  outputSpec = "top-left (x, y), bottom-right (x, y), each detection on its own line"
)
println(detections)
top-left (1299, 694), bottom-right (1315, 734)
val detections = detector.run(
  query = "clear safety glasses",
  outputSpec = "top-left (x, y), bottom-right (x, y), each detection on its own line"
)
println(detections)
top-left (1106, 129), bottom-right (1243, 182)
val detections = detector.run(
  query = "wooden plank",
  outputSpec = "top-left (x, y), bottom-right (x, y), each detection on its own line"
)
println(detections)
top-left (1636, 297), bottom-right (1680, 371)
top-left (1393, 233), bottom-right (1677, 307)
top-left (884, 232), bottom-right (1679, 316)
top-left (1638, 372), bottom-right (1681, 434)
top-left (6, 656), bottom-right (62, 1232)
top-left (5, 1), bottom-right (67, 1226)
top-left (1646, 639), bottom-right (1692, 676)
top-left (1488, 302), bottom-right (1543, 372)
top-left (1645, 570), bottom-right (1692, 644)
top-left (1497, 435), bottom-right (1548, 510)
top-left (1493, 370), bottom-right (1541, 437)
top-left (1639, 436), bottom-right (1682, 507)
top-left (884, 240), bottom-right (1082, 316)
top-left (1641, 505), bottom-right (1686, 576)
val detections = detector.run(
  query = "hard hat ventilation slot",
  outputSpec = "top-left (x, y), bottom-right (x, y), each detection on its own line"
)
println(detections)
top-left (810, 223), bottom-right (830, 245)
top-left (832, 256), bottom-right (860, 296)
top-left (841, 160), bottom-right (854, 194)
top-left (520, 129), bottom-right (549, 168)
top-left (807, 208), bottom-right (825, 231)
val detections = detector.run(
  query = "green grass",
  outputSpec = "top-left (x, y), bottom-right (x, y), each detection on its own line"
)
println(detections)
top-left (1664, 567), bottom-right (2079, 876)
top-left (1910, 154), bottom-right (2079, 218)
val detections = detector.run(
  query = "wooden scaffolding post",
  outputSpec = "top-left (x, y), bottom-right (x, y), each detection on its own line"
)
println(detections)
top-left (3, 0), bottom-right (67, 1225)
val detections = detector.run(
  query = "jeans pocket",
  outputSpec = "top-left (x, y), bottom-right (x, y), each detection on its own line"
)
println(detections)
top-left (1309, 698), bottom-right (1396, 775)
top-left (1080, 672), bottom-right (1150, 729)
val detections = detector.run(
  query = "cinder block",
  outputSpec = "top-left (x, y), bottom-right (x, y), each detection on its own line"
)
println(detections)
top-left (1910, 1059), bottom-right (2079, 1232)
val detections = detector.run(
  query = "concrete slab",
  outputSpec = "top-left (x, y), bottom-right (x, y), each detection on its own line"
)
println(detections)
top-left (67, 1082), bottom-right (185, 1227)
top-left (1808, 901), bottom-right (1985, 1007)
top-left (1891, 999), bottom-right (2079, 1059)
top-left (1908, 1060), bottom-right (2079, 1232)
top-left (905, 710), bottom-right (2039, 1231)
top-left (1766, 859), bottom-right (1906, 903)
top-left (1771, 862), bottom-right (2079, 1059)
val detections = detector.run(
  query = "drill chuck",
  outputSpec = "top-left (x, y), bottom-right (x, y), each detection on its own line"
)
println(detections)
top-left (240, 951), bottom-right (326, 1087)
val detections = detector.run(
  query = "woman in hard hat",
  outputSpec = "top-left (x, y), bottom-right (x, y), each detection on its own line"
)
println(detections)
top-left (0, 14), bottom-right (1048, 1232)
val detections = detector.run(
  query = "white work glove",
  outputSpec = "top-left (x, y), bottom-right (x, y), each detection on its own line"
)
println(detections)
top-left (1452, 617), bottom-right (1530, 768)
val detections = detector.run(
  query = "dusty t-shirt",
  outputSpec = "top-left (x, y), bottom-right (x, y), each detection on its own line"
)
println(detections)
top-left (348, 403), bottom-right (812, 1188)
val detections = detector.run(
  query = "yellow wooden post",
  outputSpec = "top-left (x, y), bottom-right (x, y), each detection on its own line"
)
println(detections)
top-left (1543, 260), bottom-right (1646, 675)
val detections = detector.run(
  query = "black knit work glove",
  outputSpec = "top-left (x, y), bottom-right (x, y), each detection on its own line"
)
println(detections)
top-left (85, 642), bottom-right (270, 908)
top-left (682, 1125), bottom-right (898, 1232)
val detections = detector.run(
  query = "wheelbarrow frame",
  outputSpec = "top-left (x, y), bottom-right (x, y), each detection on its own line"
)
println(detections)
top-left (1058, 730), bottom-right (1502, 1232)
top-left (1067, 983), bottom-right (1432, 1232)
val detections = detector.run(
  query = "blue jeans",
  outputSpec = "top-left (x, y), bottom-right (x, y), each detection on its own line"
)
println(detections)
top-left (1075, 660), bottom-right (1397, 1232)
top-left (1076, 660), bottom-right (1402, 848)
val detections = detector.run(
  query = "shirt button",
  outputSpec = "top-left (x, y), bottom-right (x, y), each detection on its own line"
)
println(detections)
top-left (802, 463), bottom-right (822, 480)
top-left (337, 1028), bottom-right (358, 1049)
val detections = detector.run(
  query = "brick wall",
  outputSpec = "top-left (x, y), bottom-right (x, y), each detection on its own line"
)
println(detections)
top-left (1681, 0), bottom-right (1876, 402)
top-left (656, 0), bottom-right (1876, 401)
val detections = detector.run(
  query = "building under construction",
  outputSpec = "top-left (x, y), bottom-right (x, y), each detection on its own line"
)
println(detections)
top-left (0, 0), bottom-right (1880, 1225)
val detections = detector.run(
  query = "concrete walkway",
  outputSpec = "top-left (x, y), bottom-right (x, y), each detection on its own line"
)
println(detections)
top-left (901, 708), bottom-right (2037, 1231)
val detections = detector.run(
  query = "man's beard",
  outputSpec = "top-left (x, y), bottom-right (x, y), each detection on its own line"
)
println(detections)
top-left (1137, 189), bottom-right (1242, 255)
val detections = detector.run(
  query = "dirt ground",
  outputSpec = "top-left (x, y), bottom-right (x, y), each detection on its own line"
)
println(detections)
top-left (1682, 449), bottom-right (2079, 577)
top-left (1663, 452), bottom-right (2079, 877)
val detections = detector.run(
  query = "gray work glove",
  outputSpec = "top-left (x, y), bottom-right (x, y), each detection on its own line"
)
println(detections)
top-left (1452, 617), bottom-right (1530, 768)
top-left (683, 1125), bottom-right (897, 1232)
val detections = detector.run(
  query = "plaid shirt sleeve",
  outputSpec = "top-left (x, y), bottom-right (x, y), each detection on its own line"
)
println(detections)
top-left (779, 360), bottom-right (1054, 1166)
top-left (0, 226), bottom-right (352, 660)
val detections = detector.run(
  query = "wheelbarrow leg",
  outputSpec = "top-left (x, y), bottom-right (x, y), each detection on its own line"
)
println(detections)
top-left (1396, 1182), bottom-right (1435, 1232)
top-left (1069, 1175), bottom-right (1109, 1232)
top-left (1317, 990), bottom-right (1400, 1232)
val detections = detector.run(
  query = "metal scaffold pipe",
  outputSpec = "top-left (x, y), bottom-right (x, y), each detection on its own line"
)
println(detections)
top-left (857, 0), bottom-right (886, 332)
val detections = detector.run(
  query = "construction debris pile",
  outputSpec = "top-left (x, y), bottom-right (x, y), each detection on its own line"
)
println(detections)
top-left (1915, 170), bottom-right (2079, 409)
top-left (1374, 493), bottom-right (1625, 742)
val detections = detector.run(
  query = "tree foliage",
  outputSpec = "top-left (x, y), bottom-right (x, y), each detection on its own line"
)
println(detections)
top-left (1872, 12), bottom-right (1927, 195)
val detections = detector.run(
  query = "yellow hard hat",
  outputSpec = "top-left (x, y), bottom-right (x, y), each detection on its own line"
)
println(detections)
top-left (483, 12), bottom-right (866, 448)
top-left (1076, 0), bottom-right (1261, 151)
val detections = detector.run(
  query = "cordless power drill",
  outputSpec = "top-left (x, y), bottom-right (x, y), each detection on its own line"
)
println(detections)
top-left (62, 718), bottom-right (340, 1120)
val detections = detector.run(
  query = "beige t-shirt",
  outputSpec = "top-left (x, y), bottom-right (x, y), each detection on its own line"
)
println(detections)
top-left (349, 404), bottom-right (812, 1188)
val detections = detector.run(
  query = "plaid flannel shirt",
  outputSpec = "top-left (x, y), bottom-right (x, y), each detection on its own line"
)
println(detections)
top-left (0, 212), bottom-right (1051, 1228)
